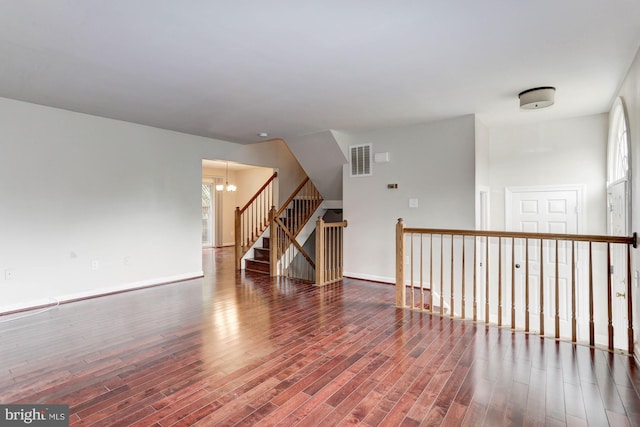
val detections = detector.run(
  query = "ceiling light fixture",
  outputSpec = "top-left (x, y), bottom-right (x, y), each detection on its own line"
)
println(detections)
top-left (519, 86), bottom-right (556, 110)
top-left (216, 161), bottom-right (237, 192)
top-left (258, 132), bottom-right (268, 138)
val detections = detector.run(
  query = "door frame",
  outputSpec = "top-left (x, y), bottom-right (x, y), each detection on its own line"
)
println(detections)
top-left (476, 186), bottom-right (490, 321)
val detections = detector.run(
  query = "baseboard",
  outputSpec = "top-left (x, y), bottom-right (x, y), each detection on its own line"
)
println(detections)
top-left (0, 271), bottom-right (204, 316)
top-left (343, 272), bottom-right (394, 285)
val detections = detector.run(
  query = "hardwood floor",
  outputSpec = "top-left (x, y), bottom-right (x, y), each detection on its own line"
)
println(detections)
top-left (2, 247), bottom-right (640, 426)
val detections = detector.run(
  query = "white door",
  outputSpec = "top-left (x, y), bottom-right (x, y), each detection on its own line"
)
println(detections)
top-left (608, 180), bottom-right (629, 350)
top-left (507, 188), bottom-right (580, 339)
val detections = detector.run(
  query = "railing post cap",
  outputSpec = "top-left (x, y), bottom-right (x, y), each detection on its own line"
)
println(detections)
top-left (397, 218), bottom-right (404, 224)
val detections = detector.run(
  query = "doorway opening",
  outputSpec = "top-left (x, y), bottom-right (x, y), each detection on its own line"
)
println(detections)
top-left (202, 159), bottom-right (276, 248)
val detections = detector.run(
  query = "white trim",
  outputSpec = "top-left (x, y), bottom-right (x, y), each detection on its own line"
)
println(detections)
top-left (477, 186), bottom-right (491, 230)
top-left (344, 272), bottom-right (394, 284)
top-left (0, 271), bottom-right (204, 315)
top-left (505, 184), bottom-right (586, 233)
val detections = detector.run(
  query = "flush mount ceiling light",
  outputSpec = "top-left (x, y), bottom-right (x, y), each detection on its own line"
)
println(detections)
top-left (519, 86), bottom-right (556, 110)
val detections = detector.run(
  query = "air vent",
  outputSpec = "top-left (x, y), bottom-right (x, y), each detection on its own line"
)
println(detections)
top-left (350, 144), bottom-right (372, 177)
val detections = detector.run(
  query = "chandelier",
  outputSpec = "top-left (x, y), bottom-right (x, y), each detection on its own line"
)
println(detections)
top-left (215, 161), bottom-right (237, 192)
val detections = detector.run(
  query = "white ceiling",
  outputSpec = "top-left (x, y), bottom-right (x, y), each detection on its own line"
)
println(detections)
top-left (1, 1), bottom-right (639, 144)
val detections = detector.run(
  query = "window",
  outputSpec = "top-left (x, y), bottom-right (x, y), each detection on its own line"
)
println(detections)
top-left (202, 183), bottom-right (213, 246)
top-left (607, 97), bottom-right (630, 185)
top-left (606, 97), bottom-right (632, 236)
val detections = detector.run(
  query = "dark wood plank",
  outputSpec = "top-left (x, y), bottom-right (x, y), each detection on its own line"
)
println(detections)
top-left (0, 247), bottom-right (639, 426)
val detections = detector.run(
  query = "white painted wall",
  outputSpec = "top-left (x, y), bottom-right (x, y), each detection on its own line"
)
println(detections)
top-left (233, 139), bottom-right (306, 201)
top-left (615, 47), bottom-right (640, 354)
top-left (488, 114), bottom-right (608, 234)
top-left (475, 118), bottom-right (490, 228)
top-left (285, 130), bottom-right (348, 202)
top-left (343, 116), bottom-right (476, 282)
top-left (235, 167), bottom-right (275, 209)
top-left (0, 97), bottom-right (304, 312)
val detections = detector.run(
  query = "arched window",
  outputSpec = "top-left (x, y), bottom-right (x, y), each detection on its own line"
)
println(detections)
top-left (608, 97), bottom-right (630, 184)
top-left (607, 97), bottom-right (631, 236)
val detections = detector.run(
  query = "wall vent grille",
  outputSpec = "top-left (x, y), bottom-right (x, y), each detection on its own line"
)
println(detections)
top-left (350, 144), bottom-right (372, 177)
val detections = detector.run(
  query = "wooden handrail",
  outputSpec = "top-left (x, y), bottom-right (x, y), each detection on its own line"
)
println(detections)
top-left (239, 172), bottom-right (278, 214)
top-left (276, 177), bottom-right (310, 217)
top-left (321, 220), bottom-right (348, 228)
top-left (235, 172), bottom-right (277, 269)
top-left (402, 227), bottom-right (637, 246)
top-left (396, 219), bottom-right (637, 354)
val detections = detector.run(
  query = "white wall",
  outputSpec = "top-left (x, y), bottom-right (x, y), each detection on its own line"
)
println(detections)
top-left (285, 131), bottom-right (347, 202)
top-left (235, 166), bottom-right (276, 209)
top-left (233, 139), bottom-right (306, 202)
top-left (343, 115), bottom-right (476, 282)
top-left (475, 118), bottom-right (490, 228)
top-left (615, 47), bottom-right (640, 354)
top-left (0, 97), bottom-right (304, 313)
top-left (488, 114), bottom-right (608, 234)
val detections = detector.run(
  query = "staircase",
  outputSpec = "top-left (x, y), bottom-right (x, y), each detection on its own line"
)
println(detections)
top-left (237, 176), bottom-right (323, 279)
top-left (245, 237), bottom-right (270, 274)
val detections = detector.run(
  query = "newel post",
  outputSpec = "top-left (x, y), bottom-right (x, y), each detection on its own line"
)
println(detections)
top-left (269, 206), bottom-right (277, 276)
top-left (315, 216), bottom-right (325, 286)
top-left (396, 218), bottom-right (406, 308)
top-left (235, 207), bottom-right (241, 270)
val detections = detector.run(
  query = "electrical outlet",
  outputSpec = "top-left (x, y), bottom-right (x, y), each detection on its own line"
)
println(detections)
top-left (91, 260), bottom-right (100, 271)
top-left (5, 269), bottom-right (15, 280)
top-left (124, 256), bottom-right (130, 266)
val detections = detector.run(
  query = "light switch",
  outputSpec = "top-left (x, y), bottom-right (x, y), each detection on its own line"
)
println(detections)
top-left (409, 198), bottom-right (418, 208)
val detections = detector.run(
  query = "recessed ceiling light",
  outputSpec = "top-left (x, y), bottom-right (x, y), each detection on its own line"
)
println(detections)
top-left (258, 132), bottom-right (269, 137)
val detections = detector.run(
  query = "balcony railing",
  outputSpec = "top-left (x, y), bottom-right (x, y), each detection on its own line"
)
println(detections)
top-left (315, 217), bottom-right (348, 286)
top-left (395, 219), bottom-right (637, 353)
